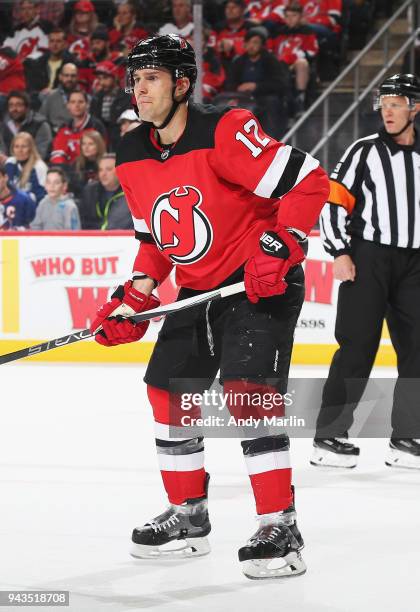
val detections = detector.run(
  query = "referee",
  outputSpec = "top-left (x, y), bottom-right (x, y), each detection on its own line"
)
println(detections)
top-left (311, 74), bottom-right (420, 469)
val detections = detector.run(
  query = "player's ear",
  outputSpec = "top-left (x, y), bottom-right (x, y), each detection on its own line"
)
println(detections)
top-left (413, 102), bottom-right (420, 118)
top-left (174, 77), bottom-right (190, 100)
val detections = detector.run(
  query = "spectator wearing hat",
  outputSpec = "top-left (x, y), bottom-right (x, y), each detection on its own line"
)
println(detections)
top-left (3, 0), bottom-right (52, 61)
top-left (216, 0), bottom-right (253, 66)
top-left (67, 0), bottom-right (101, 62)
top-left (0, 163), bottom-right (36, 230)
top-left (159, 0), bottom-right (194, 39)
top-left (40, 62), bottom-right (79, 133)
top-left (90, 61), bottom-right (131, 150)
top-left (118, 109), bottom-right (141, 137)
top-left (109, 1), bottom-right (148, 55)
top-left (50, 88), bottom-right (106, 165)
top-left (24, 28), bottom-right (76, 97)
top-left (226, 27), bottom-right (290, 139)
top-left (1, 90), bottom-right (52, 160)
top-left (270, 3), bottom-right (319, 116)
top-left (78, 153), bottom-right (133, 230)
top-left (78, 28), bottom-right (124, 94)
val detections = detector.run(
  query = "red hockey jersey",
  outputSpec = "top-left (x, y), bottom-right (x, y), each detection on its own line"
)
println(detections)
top-left (270, 26), bottom-right (319, 65)
top-left (301, 0), bottom-right (342, 32)
top-left (50, 114), bottom-right (106, 164)
top-left (246, 0), bottom-right (288, 24)
top-left (115, 104), bottom-right (329, 290)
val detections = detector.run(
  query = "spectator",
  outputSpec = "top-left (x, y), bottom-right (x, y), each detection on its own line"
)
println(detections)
top-left (30, 166), bottom-right (80, 230)
top-left (39, 62), bottom-right (79, 133)
top-left (78, 153), bottom-right (132, 229)
top-left (0, 163), bottom-right (36, 229)
top-left (3, 0), bottom-right (52, 60)
top-left (67, 0), bottom-right (100, 61)
top-left (246, 0), bottom-right (288, 28)
top-left (159, 0), bottom-right (194, 39)
top-left (216, 0), bottom-right (252, 64)
top-left (69, 129), bottom-right (106, 198)
top-left (117, 109), bottom-right (141, 136)
top-left (270, 4), bottom-right (319, 115)
top-left (11, 0), bottom-right (64, 28)
top-left (226, 27), bottom-right (289, 138)
top-left (90, 61), bottom-right (131, 150)
top-left (5, 131), bottom-right (47, 204)
top-left (90, 28), bottom-right (119, 63)
top-left (1, 90), bottom-right (53, 159)
top-left (109, 1), bottom-right (148, 54)
top-left (0, 132), bottom-right (8, 165)
top-left (202, 29), bottom-right (226, 102)
top-left (50, 89), bottom-right (106, 165)
top-left (24, 28), bottom-right (76, 95)
top-left (300, 0), bottom-right (342, 36)
top-left (0, 47), bottom-right (26, 116)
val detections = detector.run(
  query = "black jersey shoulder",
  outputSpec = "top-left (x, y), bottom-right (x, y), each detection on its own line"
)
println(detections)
top-left (116, 103), bottom-right (232, 166)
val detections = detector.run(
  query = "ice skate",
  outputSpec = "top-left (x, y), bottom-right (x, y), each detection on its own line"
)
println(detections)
top-left (238, 495), bottom-right (306, 580)
top-left (131, 475), bottom-right (211, 559)
top-left (310, 437), bottom-right (360, 468)
top-left (385, 439), bottom-right (420, 469)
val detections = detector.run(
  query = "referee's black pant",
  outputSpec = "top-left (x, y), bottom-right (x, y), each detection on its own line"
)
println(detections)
top-left (316, 237), bottom-right (420, 439)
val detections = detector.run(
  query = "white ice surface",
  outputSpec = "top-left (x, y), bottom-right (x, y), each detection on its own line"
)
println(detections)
top-left (1, 363), bottom-right (419, 612)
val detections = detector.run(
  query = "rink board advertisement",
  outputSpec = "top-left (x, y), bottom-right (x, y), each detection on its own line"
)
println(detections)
top-left (0, 231), bottom-right (394, 364)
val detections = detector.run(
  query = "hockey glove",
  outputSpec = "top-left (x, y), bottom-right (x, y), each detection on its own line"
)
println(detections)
top-left (90, 281), bottom-right (160, 347)
top-left (244, 228), bottom-right (305, 304)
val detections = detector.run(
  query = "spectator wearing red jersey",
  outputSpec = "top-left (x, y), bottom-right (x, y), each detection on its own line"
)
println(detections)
top-left (0, 47), bottom-right (26, 116)
top-left (67, 0), bottom-right (100, 62)
top-left (50, 88), bottom-right (106, 165)
top-left (270, 4), bottom-right (318, 115)
top-left (202, 29), bottom-right (226, 103)
top-left (3, 0), bottom-right (52, 60)
top-left (246, 0), bottom-right (288, 28)
top-left (216, 0), bottom-right (253, 65)
top-left (90, 61), bottom-right (131, 150)
top-left (77, 28), bottom-right (123, 94)
top-left (109, 1), bottom-right (148, 55)
top-left (301, 0), bottom-right (342, 34)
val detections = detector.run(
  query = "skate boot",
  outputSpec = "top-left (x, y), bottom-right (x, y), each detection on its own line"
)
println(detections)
top-left (238, 488), bottom-right (306, 580)
top-left (131, 474), bottom-right (211, 559)
top-left (385, 439), bottom-right (420, 469)
top-left (310, 437), bottom-right (360, 468)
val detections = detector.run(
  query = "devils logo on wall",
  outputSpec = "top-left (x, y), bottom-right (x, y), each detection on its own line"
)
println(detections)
top-left (150, 186), bottom-right (213, 265)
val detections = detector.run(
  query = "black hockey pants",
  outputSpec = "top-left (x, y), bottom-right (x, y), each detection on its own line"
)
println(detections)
top-left (316, 237), bottom-right (420, 439)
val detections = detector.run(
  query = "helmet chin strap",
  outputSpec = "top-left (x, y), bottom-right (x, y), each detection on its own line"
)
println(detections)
top-left (137, 83), bottom-right (185, 131)
top-left (388, 114), bottom-right (414, 137)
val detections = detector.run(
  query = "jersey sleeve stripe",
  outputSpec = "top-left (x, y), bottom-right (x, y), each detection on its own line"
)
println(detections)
top-left (271, 148), bottom-right (315, 198)
top-left (253, 145), bottom-right (293, 198)
top-left (133, 217), bottom-right (150, 233)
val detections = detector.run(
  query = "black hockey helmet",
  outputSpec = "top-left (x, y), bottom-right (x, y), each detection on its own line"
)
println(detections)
top-left (125, 34), bottom-right (197, 99)
top-left (373, 73), bottom-right (420, 110)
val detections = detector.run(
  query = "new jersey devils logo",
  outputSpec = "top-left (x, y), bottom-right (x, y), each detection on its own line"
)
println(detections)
top-left (151, 186), bottom-right (213, 264)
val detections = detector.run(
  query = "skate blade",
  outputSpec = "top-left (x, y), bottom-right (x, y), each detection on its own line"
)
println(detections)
top-left (385, 449), bottom-right (420, 470)
top-left (241, 551), bottom-right (307, 580)
top-left (310, 447), bottom-right (358, 468)
top-left (130, 536), bottom-right (210, 559)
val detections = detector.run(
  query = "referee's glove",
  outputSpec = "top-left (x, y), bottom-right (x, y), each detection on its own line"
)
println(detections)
top-left (244, 227), bottom-right (305, 304)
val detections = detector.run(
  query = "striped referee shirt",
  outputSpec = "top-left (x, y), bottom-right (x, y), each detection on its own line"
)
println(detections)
top-left (320, 128), bottom-right (420, 255)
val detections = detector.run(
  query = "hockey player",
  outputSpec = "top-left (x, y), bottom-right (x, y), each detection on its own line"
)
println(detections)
top-left (90, 34), bottom-right (329, 578)
top-left (313, 74), bottom-right (420, 470)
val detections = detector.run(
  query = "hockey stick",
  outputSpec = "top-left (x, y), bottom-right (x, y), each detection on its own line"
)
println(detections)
top-left (0, 281), bottom-right (245, 366)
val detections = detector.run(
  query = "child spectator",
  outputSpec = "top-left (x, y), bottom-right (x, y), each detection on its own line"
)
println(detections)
top-left (1, 90), bottom-right (52, 160)
top-left (0, 163), bottom-right (36, 229)
top-left (69, 130), bottom-right (106, 199)
top-left (78, 153), bottom-right (132, 230)
top-left (6, 132), bottom-right (47, 204)
top-left (50, 89), bottom-right (106, 165)
top-left (30, 166), bottom-right (80, 230)
top-left (109, 1), bottom-right (148, 54)
top-left (270, 3), bottom-right (318, 115)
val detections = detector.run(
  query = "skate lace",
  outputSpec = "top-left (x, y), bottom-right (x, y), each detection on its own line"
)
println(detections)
top-left (251, 525), bottom-right (284, 545)
top-left (150, 514), bottom-right (180, 533)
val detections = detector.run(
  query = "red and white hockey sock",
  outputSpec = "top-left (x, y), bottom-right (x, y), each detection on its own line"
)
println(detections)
top-left (147, 385), bottom-right (206, 504)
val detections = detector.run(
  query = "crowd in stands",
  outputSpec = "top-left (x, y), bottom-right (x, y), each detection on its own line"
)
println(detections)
top-left (0, 0), bottom-right (380, 232)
